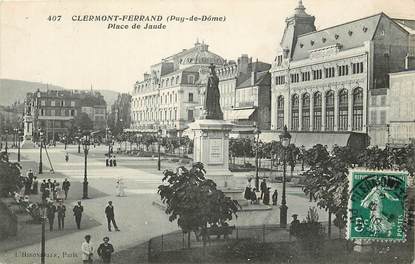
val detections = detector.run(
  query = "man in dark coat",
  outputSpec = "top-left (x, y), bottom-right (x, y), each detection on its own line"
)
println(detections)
top-left (260, 179), bottom-right (267, 200)
top-left (40, 179), bottom-right (46, 194)
top-left (73, 201), bottom-right (84, 229)
top-left (105, 201), bottom-right (120, 232)
top-left (62, 178), bottom-right (71, 200)
top-left (57, 201), bottom-right (66, 230)
top-left (47, 202), bottom-right (57, 231)
top-left (97, 236), bottom-right (115, 263)
top-left (272, 189), bottom-right (278, 205)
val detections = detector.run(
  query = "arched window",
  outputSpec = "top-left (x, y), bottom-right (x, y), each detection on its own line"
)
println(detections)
top-left (326, 91), bottom-right (335, 131)
top-left (313, 92), bottom-right (322, 131)
top-left (302, 93), bottom-right (310, 131)
top-left (170, 78), bottom-right (174, 86)
top-left (352, 87), bottom-right (363, 130)
top-left (176, 76), bottom-right (180, 84)
top-left (291, 94), bottom-right (299, 131)
top-left (338, 89), bottom-right (348, 131)
top-left (277, 96), bottom-right (284, 130)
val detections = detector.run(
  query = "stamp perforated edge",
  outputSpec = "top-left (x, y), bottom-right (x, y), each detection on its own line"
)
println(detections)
top-left (345, 168), bottom-right (410, 243)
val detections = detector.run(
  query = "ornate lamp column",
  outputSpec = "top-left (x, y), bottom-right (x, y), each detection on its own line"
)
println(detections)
top-left (253, 125), bottom-right (261, 190)
top-left (279, 125), bottom-right (291, 228)
top-left (157, 128), bottom-right (162, 171)
top-left (82, 133), bottom-right (91, 199)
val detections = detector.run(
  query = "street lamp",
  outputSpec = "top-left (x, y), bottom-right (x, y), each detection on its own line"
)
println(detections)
top-left (157, 128), bottom-right (162, 171)
top-left (40, 200), bottom-right (47, 264)
top-left (38, 128), bottom-right (44, 174)
top-left (62, 135), bottom-right (67, 150)
top-left (253, 125), bottom-right (261, 190)
top-left (82, 133), bottom-right (91, 199)
top-left (77, 128), bottom-right (81, 154)
top-left (106, 127), bottom-right (112, 159)
top-left (279, 125), bottom-right (291, 228)
top-left (16, 128), bottom-right (22, 162)
top-left (4, 129), bottom-right (8, 154)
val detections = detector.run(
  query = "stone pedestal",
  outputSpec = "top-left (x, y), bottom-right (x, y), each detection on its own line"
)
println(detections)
top-left (189, 119), bottom-right (246, 203)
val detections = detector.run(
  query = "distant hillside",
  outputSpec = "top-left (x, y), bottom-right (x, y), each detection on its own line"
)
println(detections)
top-left (0, 79), bottom-right (120, 107)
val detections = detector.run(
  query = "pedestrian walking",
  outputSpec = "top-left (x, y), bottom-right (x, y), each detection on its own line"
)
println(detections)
top-left (73, 201), bottom-right (84, 229)
top-left (272, 189), bottom-right (278, 205)
top-left (81, 235), bottom-right (94, 264)
top-left (24, 177), bottom-right (32, 195)
top-left (263, 187), bottom-right (271, 205)
top-left (244, 178), bottom-right (252, 200)
top-left (113, 156), bottom-right (117, 167)
top-left (106, 156), bottom-right (109, 167)
top-left (57, 201), bottom-right (66, 230)
top-left (65, 152), bottom-right (69, 162)
top-left (260, 178), bottom-right (267, 200)
top-left (27, 169), bottom-right (34, 181)
top-left (40, 179), bottom-right (46, 194)
top-left (62, 178), bottom-right (71, 200)
top-left (116, 178), bottom-right (125, 197)
top-left (32, 176), bottom-right (39, 194)
top-left (105, 201), bottom-right (120, 232)
top-left (109, 156), bottom-right (113, 167)
top-left (97, 236), bottom-right (114, 263)
top-left (250, 188), bottom-right (258, 204)
top-left (46, 202), bottom-right (57, 231)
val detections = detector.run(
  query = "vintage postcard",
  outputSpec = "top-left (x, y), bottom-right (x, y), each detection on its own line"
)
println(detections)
top-left (0, 0), bottom-right (414, 263)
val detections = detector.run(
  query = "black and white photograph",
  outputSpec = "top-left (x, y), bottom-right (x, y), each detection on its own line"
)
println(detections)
top-left (0, 0), bottom-right (415, 263)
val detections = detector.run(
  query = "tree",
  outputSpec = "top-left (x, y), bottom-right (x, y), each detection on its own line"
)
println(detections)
top-left (158, 162), bottom-right (239, 246)
top-left (73, 113), bottom-right (93, 131)
top-left (0, 152), bottom-right (23, 197)
top-left (301, 144), bottom-right (350, 238)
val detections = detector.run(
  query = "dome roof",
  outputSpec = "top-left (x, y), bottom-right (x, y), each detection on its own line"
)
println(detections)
top-left (179, 41), bottom-right (225, 66)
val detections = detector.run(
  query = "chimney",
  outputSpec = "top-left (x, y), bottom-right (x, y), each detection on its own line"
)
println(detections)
top-left (251, 59), bottom-right (258, 86)
top-left (237, 54), bottom-right (250, 74)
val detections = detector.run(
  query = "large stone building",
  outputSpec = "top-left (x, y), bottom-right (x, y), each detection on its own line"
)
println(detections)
top-left (130, 41), bottom-right (225, 135)
top-left (270, 1), bottom-right (415, 148)
top-left (216, 55), bottom-right (271, 132)
top-left (24, 89), bottom-right (107, 142)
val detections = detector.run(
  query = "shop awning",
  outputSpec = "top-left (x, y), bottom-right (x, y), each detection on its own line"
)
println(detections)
top-left (289, 132), bottom-right (351, 149)
top-left (230, 108), bottom-right (256, 120)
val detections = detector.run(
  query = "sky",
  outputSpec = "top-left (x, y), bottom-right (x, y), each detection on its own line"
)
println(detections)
top-left (1, 0), bottom-right (415, 94)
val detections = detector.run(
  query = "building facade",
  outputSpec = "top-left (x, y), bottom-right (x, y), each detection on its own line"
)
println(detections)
top-left (24, 89), bottom-right (107, 142)
top-left (216, 55), bottom-right (271, 131)
top-left (388, 70), bottom-right (415, 145)
top-left (270, 1), bottom-right (415, 148)
top-left (130, 41), bottom-right (225, 135)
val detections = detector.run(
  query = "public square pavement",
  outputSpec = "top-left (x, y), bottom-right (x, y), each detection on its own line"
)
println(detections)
top-left (0, 144), bottom-right (326, 264)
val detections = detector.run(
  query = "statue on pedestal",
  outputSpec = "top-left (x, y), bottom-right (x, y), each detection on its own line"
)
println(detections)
top-left (201, 64), bottom-right (223, 120)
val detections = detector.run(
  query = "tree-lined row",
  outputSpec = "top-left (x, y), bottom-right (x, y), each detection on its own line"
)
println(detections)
top-left (301, 144), bottom-right (415, 238)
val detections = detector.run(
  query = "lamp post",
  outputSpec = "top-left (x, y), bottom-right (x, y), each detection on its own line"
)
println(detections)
top-left (82, 133), bottom-right (91, 199)
top-left (253, 125), bottom-right (261, 190)
top-left (38, 128), bottom-right (44, 174)
top-left (17, 128), bottom-right (21, 162)
top-left (77, 128), bottom-right (81, 154)
top-left (4, 129), bottom-right (8, 154)
top-left (40, 200), bottom-right (47, 264)
top-left (279, 125), bottom-right (291, 228)
top-left (157, 128), bottom-right (162, 171)
top-left (106, 127), bottom-right (111, 158)
top-left (63, 135), bottom-right (67, 150)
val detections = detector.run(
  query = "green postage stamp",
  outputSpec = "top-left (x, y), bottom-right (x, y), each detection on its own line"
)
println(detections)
top-left (347, 170), bottom-right (408, 241)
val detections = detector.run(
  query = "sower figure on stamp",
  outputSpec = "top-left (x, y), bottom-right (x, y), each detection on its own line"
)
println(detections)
top-left (73, 201), bottom-right (84, 229)
top-left (105, 201), bottom-right (120, 232)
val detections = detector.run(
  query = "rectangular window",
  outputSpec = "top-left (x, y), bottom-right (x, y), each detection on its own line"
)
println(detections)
top-left (41, 100), bottom-right (46, 106)
top-left (380, 96), bottom-right (386, 106)
top-left (188, 93), bottom-right (194, 102)
top-left (352, 62), bottom-right (364, 74)
top-left (51, 100), bottom-right (55, 106)
top-left (380, 110), bottom-right (386, 124)
top-left (370, 110), bottom-right (377, 125)
top-left (325, 67), bottom-right (335, 78)
top-left (71, 101), bottom-right (75, 107)
top-left (275, 75), bottom-right (286, 85)
top-left (314, 111), bottom-right (322, 131)
top-left (301, 72), bottom-right (310, 81)
top-left (326, 110), bottom-right (334, 130)
top-left (290, 73), bottom-right (299, 83)
top-left (371, 96), bottom-right (377, 106)
top-left (291, 112), bottom-right (299, 130)
top-left (338, 65), bottom-right (349, 76)
top-left (187, 110), bottom-right (194, 121)
top-left (312, 69), bottom-right (322, 80)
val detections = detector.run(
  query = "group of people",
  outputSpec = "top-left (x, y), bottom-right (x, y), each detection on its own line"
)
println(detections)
top-left (82, 235), bottom-right (115, 264)
top-left (105, 155), bottom-right (117, 167)
top-left (244, 178), bottom-right (279, 206)
top-left (40, 178), bottom-right (71, 202)
top-left (24, 169), bottom-right (38, 195)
